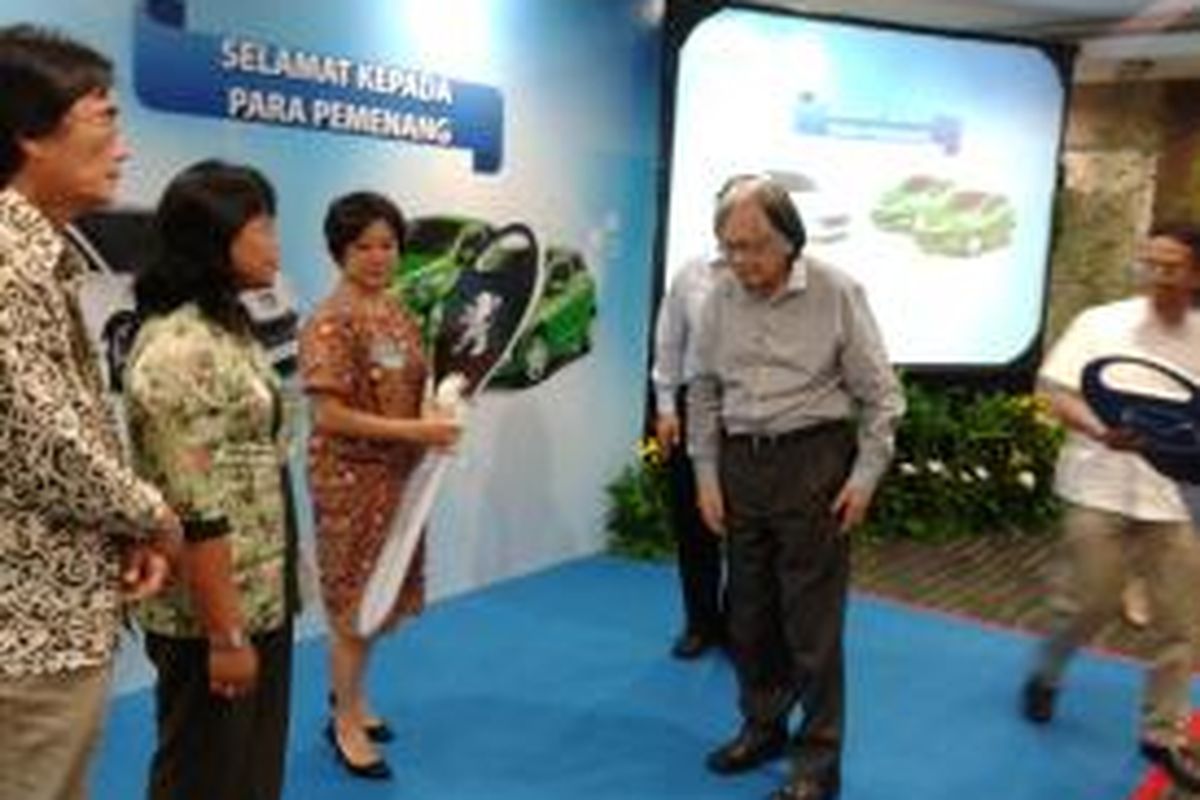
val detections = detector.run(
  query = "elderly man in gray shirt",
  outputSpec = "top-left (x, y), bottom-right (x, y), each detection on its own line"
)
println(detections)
top-left (688, 175), bottom-right (903, 800)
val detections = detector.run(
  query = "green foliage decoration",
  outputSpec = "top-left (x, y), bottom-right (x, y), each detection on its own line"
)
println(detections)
top-left (862, 381), bottom-right (1064, 541)
top-left (605, 437), bottom-right (676, 560)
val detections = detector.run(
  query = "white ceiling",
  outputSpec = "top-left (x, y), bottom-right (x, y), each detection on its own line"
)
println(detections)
top-left (754, 0), bottom-right (1200, 81)
top-left (758, 0), bottom-right (1194, 35)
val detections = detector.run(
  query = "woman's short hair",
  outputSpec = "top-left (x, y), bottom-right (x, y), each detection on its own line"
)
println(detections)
top-left (324, 191), bottom-right (405, 265)
top-left (135, 159), bottom-right (276, 332)
top-left (713, 174), bottom-right (807, 257)
top-left (0, 25), bottom-right (113, 185)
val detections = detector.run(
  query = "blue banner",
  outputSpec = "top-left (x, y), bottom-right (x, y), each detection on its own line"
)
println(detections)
top-left (133, 0), bottom-right (504, 173)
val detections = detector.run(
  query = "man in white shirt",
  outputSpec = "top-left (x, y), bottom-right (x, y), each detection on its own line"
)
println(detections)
top-left (1023, 223), bottom-right (1200, 791)
top-left (652, 251), bottom-right (726, 659)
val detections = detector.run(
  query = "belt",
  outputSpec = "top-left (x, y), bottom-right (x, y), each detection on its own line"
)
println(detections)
top-left (723, 420), bottom-right (850, 452)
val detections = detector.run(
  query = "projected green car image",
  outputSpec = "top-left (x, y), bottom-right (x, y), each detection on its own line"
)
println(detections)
top-left (871, 175), bottom-right (954, 232)
top-left (493, 247), bottom-right (598, 386)
top-left (912, 190), bottom-right (1016, 257)
top-left (393, 215), bottom-right (494, 317)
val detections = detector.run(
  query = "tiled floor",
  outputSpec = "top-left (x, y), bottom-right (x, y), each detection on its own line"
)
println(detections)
top-left (851, 533), bottom-right (1169, 661)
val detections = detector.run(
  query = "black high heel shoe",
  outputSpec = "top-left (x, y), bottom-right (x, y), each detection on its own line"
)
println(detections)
top-left (324, 721), bottom-right (393, 780)
top-left (364, 720), bottom-right (395, 743)
top-left (327, 692), bottom-right (395, 743)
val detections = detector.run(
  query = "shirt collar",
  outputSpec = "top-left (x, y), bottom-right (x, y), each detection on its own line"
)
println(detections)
top-left (727, 253), bottom-right (810, 303)
top-left (758, 254), bottom-right (808, 302)
top-left (783, 254), bottom-right (809, 294)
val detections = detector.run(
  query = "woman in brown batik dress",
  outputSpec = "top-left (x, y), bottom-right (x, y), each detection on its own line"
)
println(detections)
top-left (299, 191), bottom-right (460, 780)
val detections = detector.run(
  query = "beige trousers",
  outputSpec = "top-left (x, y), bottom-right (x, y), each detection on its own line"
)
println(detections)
top-left (0, 664), bottom-right (111, 800)
top-left (1036, 503), bottom-right (1198, 745)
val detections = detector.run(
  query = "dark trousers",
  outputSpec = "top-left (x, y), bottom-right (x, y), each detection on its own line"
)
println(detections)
top-left (144, 622), bottom-right (294, 800)
top-left (720, 422), bottom-right (855, 783)
top-left (668, 388), bottom-right (724, 637)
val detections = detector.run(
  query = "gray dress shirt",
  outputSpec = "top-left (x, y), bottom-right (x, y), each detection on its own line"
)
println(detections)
top-left (687, 255), bottom-right (904, 493)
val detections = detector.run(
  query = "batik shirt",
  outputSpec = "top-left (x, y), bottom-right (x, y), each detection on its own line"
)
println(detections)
top-left (126, 304), bottom-right (292, 637)
top-left (0, 188), bottom-right (165, 678)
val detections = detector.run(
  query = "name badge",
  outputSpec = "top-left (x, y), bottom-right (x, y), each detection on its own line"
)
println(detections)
top-left (369, 337), bottom-right (407, 370)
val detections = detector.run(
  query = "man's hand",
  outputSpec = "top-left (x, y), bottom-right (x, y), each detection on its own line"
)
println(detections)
top-left (655, 413), bottom-right (681, 456)
top-left (831, 483), bottom-right (873, 533)
top-left (119, 542), bottom-right (172, 601)
top-left (208, 642), bottom-right (259, 699)
top-left (120, 505), bottom-right (183, 601)
top-left (1098, 425), bottom-right (1143, 453)
top-left (157, 504), bottom-right (184, 564)
top-left (1042, 387), bottom-right (1143, 454)
top-left (697, 482), bottom-right (726, 535)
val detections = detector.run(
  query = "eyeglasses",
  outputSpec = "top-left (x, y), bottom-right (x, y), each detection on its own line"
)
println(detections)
top-left (718, 235), bottom-right (779, 262)
top-left (1133, 258), bottom-right (1193, 279)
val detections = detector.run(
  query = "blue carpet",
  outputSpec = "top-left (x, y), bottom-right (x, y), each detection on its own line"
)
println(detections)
top-left (92, 556), bottom-right (1164, 800)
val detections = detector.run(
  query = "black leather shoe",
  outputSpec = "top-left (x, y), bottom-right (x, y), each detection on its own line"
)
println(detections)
top-left (769, 775), bottom-right (840, 800)
top-left (325, 721), bottom-right (393, 780)
top-left (1141, 741), bottom-right (1200, 792)
top-left (1021, 676), bottom-right (1056, 724)
top-left (671, 630), bottom-right (716, 660)
top-left (706, 724), bottom-right (787, 774)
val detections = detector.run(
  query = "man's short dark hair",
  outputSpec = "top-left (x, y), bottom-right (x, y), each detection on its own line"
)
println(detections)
top-left (324, 191), bottom-right (406, 265)
top-left (1150, 221), bottom-right (1200, 264)
top-left (0, 25), bottom-right (113, 185)
top-left (713, 174), bottom-right (808, 257)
